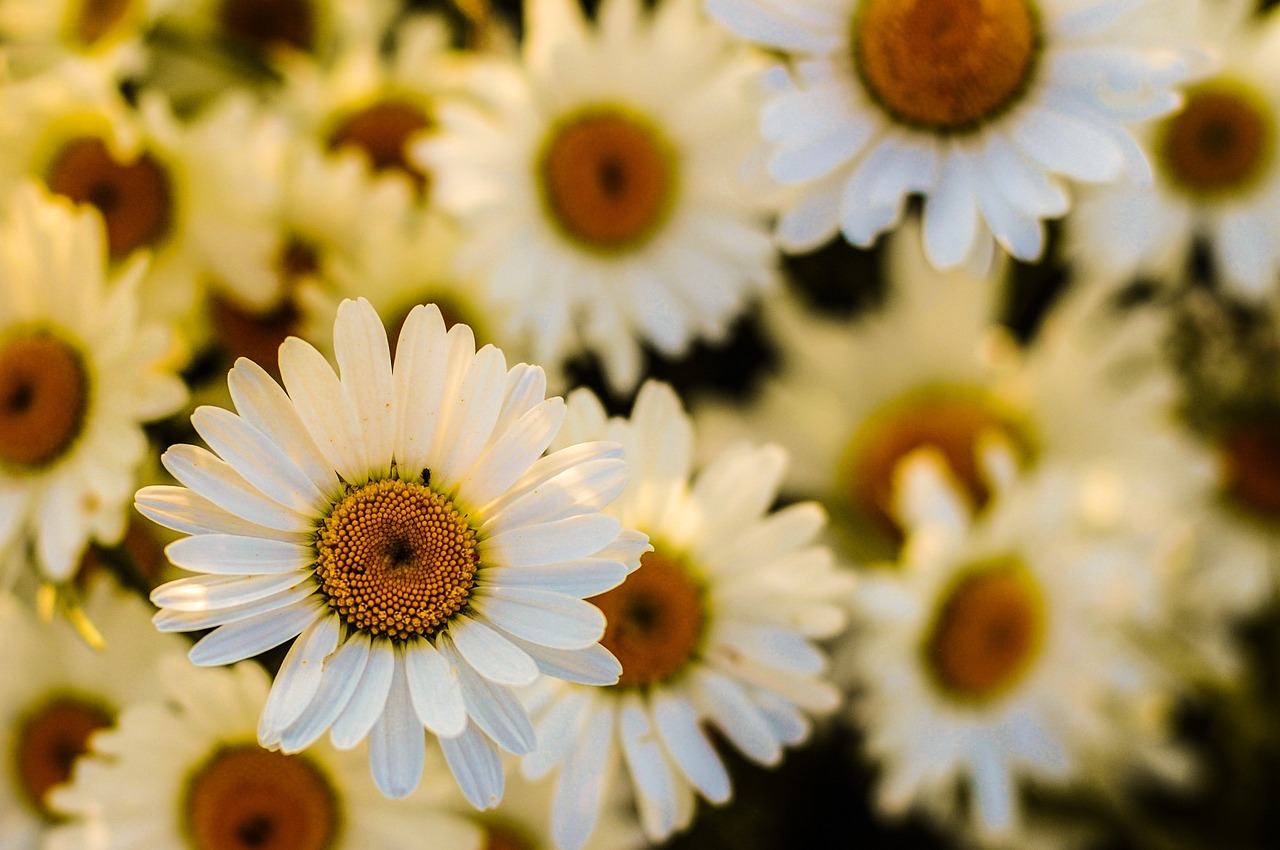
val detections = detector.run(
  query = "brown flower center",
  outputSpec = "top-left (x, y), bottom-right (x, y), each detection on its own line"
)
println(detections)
top-left (925, 561), bottom-right (1044, 700)
top-left (589, 549), bottom-right (704, 688)
top-left (854, 0), bottom-right (1040, 132)
top-left (483, 823), bottom-right (538, 850)
top-left (15, 697), bottom-right (113, 820)
top-left (0, 332), bottom-right (89, 470)
top-left (538, 109), bottom-right (676, 253)
top-left (185, 746), bottom-right (339, 850)
top-left (45, 136), bottom-right (173, 262)
top-left (1158, 81), bottom-right (1276, 199)
top-left (842, 385), bottom-right (1034, 539)
top-left (69, 0), bottom-right (133, 46)
top-left (217, 0), bottom-right (315, 53)
top-left (1219, 418), bottom-right (1280, 520)
top-left (315, 478), bottom-right (479, 640)
top-left (209, 238), bottom-right (318, 373)
top-left (328, 101), bottom-right (432, 192)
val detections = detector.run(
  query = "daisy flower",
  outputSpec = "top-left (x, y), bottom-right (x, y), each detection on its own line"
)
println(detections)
top-left (523, 381), bottom-right (853, 850)
top-left (137, 297), bottom-right (648, 805)
top-left (1068, 0), bottom-right (1280, 296)
top-left (0, 580), bottom-right (183, 850)
top-left (706, 0), bottom-right (1195, 268)
top-left (47, 657), bottom-right (482, 850)
top-left (0, 184), bottom-right (185, 586)
top-left (0, 0), bottom-right (174, 80)
top-left (417, 0), bottom-right (777, 393)
top-left (850, 455), bottom-right (1190, 842)
top-left (157, 0), bottom-right (390, 64)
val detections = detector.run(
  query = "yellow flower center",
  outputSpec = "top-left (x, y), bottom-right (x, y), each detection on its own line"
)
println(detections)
top-left (184, 745), bottom-right (339, 850)
top-left (1218, 417), bottom-right (1280, 521)
top-left (68, 0), bottom-right (133, 47)
top-left (315, 478), bottom-right (479, 640)
top-left (854, 0), bottom-right (1040, 132)
top-left (842, 384), bottom-right (1034, 540)
top-left (924, 561), bottom-right (1045, 701)
top-left (15, 697), bottom-right (113, 820)
top-left (1157, 80), bottom-right (1276, 199)
top-left (45, 136), bottom-right (173, 262)
top-left (218, 0), bottom-right (315, 53)
top-left (589, 549), bottom-right (704, 688)
top-left (328, 101), bottom-right (433, 193)
top-left (538, 108), bottom-right (677, 253)
top-left (0, 332), bottom-right (89, 471)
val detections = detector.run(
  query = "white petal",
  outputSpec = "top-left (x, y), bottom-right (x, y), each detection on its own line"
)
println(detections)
top-left (481, 514), bottom-right (624, 567)
top-left (923, 149), bottom-right (980, 269)
top-left (651, 687), bottom-right (731, 803)
top-left (524, 689), bottom-right (591, 780)
top-left (330, 639), bottom-right (396, 749)
top-left (449, 614), bottom-right (539, 686)
top-left (457, 398), bottom-right (566, 510)
top-left (135, 485), bottom-right (307, 543)
top-left (440, 721), bottom-right (506, 810)
top-left (278, 632), bottom-right (372, 752)
top-left (471, 587), bottom-right (606, 649)
top-left (188, 597), bottom-right (326, 667)
top-left (500, 635), bottom-right (621, 686)
top-left (619, 693), bottom-right (678, 838)
top-left (434, 345), bottom-right (508, 489)
top-left (162, 445), bottom-right (315, 533)
top-left (278, 337), bottom-right (367, 485)
top-left (153, 584), bottom-right (319, 632)
top-left (392, 304), bottom-right (450, 476)
top-left (164, 534), bottom-right (316, 575)
top-left (190, 406), bottom-right (328, 515)
top-left (479, 559), bottom-right (627, 598)
top-left (694, 670), bottom-right (782, 765)
top-left (440, 635), bottom-right (536, 754)
top-left (369, 651), bottom-right (426, 799)
top-left (334, 298), bottom-right (396, 480)
top-left (259, 615), bottom-right (341, 744)
top-left (552, 700), bottom-right (614, 850)
top-left (151, 572), bottom-right (313, 612)
top-left (479, 458), bottom-right (628, 533)
top-left (1012, 107), bottom-right (1124, 183)
top-left (403, 637), bottom-right (468, 737)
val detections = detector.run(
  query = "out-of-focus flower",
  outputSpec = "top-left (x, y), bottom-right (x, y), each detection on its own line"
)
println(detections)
top-left (0, 184), bottom-right (185, 585)
top-left (1068, 0), bottom-right (1280, 295)
top-left (137, 298), bottom-right (646, 804)
top-left (849, 455), bottom-right (1191, 843)
top-left (525, 381), bottom-right (853, 850)
top-left (418, 0), bottom-right (776, 393)
top-left (0, 580), bottom-right (183, 850)
top-left (47, 657), bottom-right (483, 850)
top-left (706, 0), bottom-right (1195, 268)
top-left (462, 770), bottom-right (647, 850)
top-left (0, 0), bottom-right (174, 79)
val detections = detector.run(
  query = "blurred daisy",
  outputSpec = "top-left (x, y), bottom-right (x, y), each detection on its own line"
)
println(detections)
top-left (137, 298), bottom-right (646, 804)
top-left (157, 0), bottom-right (388, 64)
top-left (0, 580), bottom-right (182, 850)
top-left (0, 0), bottom-right (173, 79)
top-left (0, 184), bottom-right (185, 585)
top-left (48, 658), bottom-right (482, 850)
top-left (418, 0), bottom-right (776, 392)
top-left (463, 771), bottom-right (646, 850)
top-left (524, 381), bottom-right (853, 849)
top-left (706, 0), bottom-right (1194, 268)
top-left (851, 456), bottom-right (1189, 842)
top-left (1068, 1), bottom-right (1280, 296)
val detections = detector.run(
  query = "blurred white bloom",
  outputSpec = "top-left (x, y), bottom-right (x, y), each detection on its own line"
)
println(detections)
top-left (0, 580), bottom-right (182, 850)
top-left (462, 770), bottom-right (646, 850)
top-left (706, 0), bottom-right (1195, 268)
top-left (137, 298), bottom-right (646, 804)
top-left (418, 0), bottom-right (776, 393)
top-left (1069, 1), bottom-right (1280, 296)
top-left (850, 456), bottom-right (1191, 842)
top-left (0, 185), bottom-right (185, 584)
top-left (48, 657), bottom-right (482, 850)
top-left (0, 0), bottom-right (174, 79)
top-left (525, 381), bottom-right (853, 850)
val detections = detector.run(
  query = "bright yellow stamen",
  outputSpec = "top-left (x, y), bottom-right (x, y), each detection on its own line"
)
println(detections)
top-left (589, 549), bottom-right (704, 687)
top-left (315, 478), bottom-right (479, 640)
top-left (854, 0), bottom-right (1040, 132)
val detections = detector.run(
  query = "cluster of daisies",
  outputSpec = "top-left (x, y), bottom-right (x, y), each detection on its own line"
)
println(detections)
top-left (1, 0), bottom-right (1279, 848)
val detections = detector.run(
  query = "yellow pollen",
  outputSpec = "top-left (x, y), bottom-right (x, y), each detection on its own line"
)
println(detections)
top-left (328, 101), bottom-right (433, 193)
top-left (1218, 417), bottom-right (1280, 521)
top-left (854, 0), bottom-right (1040, 132)
top-left (924, 561), bottom-right (1044, 700)
top-left (315, 478), bottom-right (479, 640)
top-left (70, 0), bottom-right (132, 46)
top-left (843, 385), bottom-right (1034, 541)
top-left (46, 136), bottom-right (173, 262)
top-left (1158, 81), bottom-right (1276, 199)
top-left (538, 109), bottom-right (676, 253)
top-left (589, 549), bottom-right (704, 687)
top-left (218, 0), bottom-right (315, 53)
top-left (15, 697), bottom-right (113, 820)
top-left (0, 332), bottom-right (89, 471)
top-left (185, 745), bottom-right (339, 850)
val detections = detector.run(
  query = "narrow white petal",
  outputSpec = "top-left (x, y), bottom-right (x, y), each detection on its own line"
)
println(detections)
top-left (393, 304), bottom-right (449, 476)
top-left (164, 534), bottom-right (316, 575)
top-left (369, 652), bottom-right (426, 799)
top-left (330, 639), bottom-right (396, 749)
top-left (971, 744), bottom-right (1018, 833)
top-left (457, 398), bottom-right (566, 509)
top-left (479, 459), bottom-right (628, 533)
top-left (694, 670), bottom-right (782, 765)
top-left (435, 345), bottom-right (508, 488)
top-left (279, 337), bottom-right (368, 485)
top-left (651, 688), bottom-right (731, 803)
top-left (135, 486), bottom-right (308, 543)
top-left (712, 622), bottom-right (825, 676)
top-left (440, 635), bottom-right (536, 754)
top-left (923, 150), bottom-right (980, 270)
top-left (403, 637), bottom-right (468, 737)
top-left (471, 587), bottom-right (606, 649)
top-left (486, 442), bottom-right (623, 517)
top-left (481, 514), bottom-right (623, 567)
top-left (153, 584), bottom-right (319, 632)
top-left (440, 721), bottom-right (506, 810)
top-left (334, 298), bottom-right (396, 480)
top-left (498, 633), bottom-right (621, 686)
top-left (619, 694), bottom-right (678, 837)
top-left (188, 597), bottom-right (325, 667)
top-left (151, 572), bottom-right (313, 612)
top-left (278, 632), bottom-right (372, 752)
top-left (490, 363), bottom-right (547, 441)
top-left (523, 688), bottom-right (591, 780)
top-left (1012, 107), bottom-right (1124, 183)
top-left (449, 615), bottom-right (539, 686)
top-left (191, 406), bottom-right (328, 515)
top-left (552, 700), bottom-right (614, 850)
top-left (259, 615), bottom-right (341, 744)
top-left (479, 560), bottom-right (627, 598)
top-left (162, 445), bottom-right (315, 533)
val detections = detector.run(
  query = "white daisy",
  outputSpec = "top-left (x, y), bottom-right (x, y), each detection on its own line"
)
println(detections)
top-left (1068, 0), bottom-right (1280, 296)
top-left (523, 381), bottom-right (853, 850)
top-left (0, 579), bottom-right (183, 850)
top-left (706, 0), bottom-right (1196, 268)
top-left (47, 657), bottom-right (483, 850)
top-left (0, 0), bottom-right (174, 80)
top-left (137, 297), bottom-right (648, 805)
top-left (851, 455), bottom-right (1190, 842)
top-left (417, 0), bottom-right (777, 393)
top-left (0, 183), bottom-right (185, 586)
